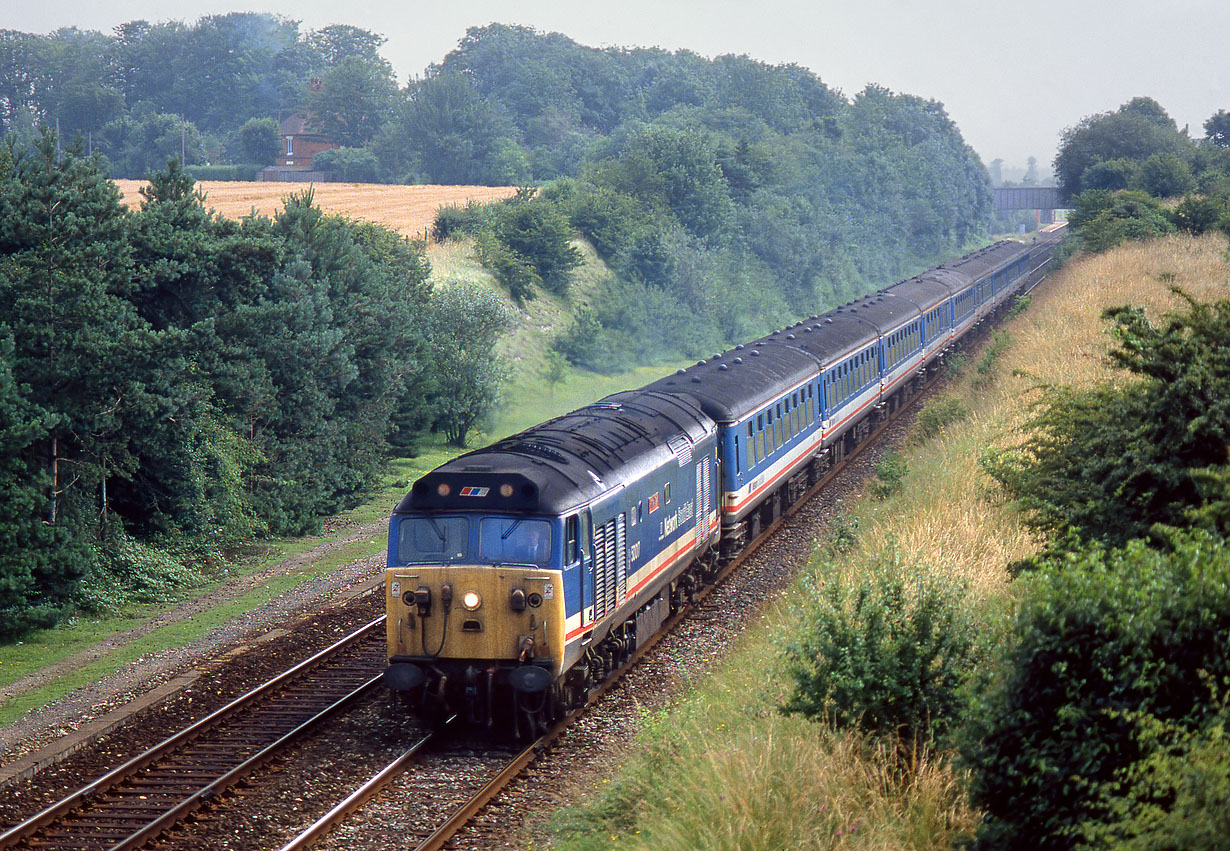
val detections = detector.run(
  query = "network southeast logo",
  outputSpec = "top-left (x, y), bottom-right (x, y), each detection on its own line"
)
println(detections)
top-left (458, 486), bottom-right (489, 497)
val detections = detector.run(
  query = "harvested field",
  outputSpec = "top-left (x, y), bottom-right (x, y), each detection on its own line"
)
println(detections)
top-left (112, 180), bottom-right (517, 240)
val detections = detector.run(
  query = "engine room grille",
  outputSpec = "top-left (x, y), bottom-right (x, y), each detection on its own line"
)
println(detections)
top-left (667, 434), bottom-right (693, 466)
top-left (593, 514), bottom-right (628, 620)
top-left (697, 456), bottom-right (711, 541)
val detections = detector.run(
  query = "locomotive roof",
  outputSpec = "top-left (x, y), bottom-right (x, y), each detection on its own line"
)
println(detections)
top-left (400, 389), bottom-right (713, 516)
top-left (642, 342), bottom-right (821, 425)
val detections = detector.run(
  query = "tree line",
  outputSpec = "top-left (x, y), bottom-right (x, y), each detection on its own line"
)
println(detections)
top-left (0, 134), bottom-right (507, 640)
top-left (0, 19), bottom-right (997, 641)
top-left (422, 25), bottom-right (993, 371)
top-left (1050, 97), bottom-right (1230, 255)
top-left (2, 18), bottom-right (996, 371)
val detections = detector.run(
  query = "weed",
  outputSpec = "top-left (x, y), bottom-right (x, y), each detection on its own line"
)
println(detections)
top-left (1006, 293), bottom-right (1032, 319)
top-left (972, 329), bottom-right (1012, 388)
top-left (914, 396), bottom-right (969, 442)
top-left (871, 450), bottom-right (908, 499)
top-left (943, 351), bottom-right (969, 380)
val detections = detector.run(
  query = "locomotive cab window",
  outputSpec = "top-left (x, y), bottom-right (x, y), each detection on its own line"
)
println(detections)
top-left (479, 517), bottom-right (552, 566)
top-left (397, 516), bottom-right (468, 563)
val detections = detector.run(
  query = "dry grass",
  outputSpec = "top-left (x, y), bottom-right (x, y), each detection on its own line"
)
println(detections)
top-left (550, 627), bottom-right (979, 851)
top-left (847, 233), bottom-right (1230, 598)
top-left (545, 234), bottom-right (1230, 850)
top-left (112, 179), bottom-right (517, 240)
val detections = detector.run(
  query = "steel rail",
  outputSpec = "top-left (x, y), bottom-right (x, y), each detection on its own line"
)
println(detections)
top-left (277, 729), bottom-right (438, 851)
top-left (0, 616), bottom-right (386, 851)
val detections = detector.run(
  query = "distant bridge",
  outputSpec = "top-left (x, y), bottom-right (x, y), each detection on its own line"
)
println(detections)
top-left (993, 186), bottom-right (1063, 211)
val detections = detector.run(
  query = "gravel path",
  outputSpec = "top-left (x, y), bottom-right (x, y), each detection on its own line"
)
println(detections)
top-left (0, 518), bottom-right (388, 779)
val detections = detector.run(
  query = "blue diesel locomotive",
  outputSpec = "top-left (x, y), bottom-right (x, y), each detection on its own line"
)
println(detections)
top-left (382, 234), bottom-right (1059, 733)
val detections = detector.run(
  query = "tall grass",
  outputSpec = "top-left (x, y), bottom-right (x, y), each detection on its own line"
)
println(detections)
top-left (543, 234), bottom-right (1230, 849)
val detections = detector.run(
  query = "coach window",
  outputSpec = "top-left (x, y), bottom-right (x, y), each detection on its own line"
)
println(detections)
top-left (746, 422), bottom-right (754, 468)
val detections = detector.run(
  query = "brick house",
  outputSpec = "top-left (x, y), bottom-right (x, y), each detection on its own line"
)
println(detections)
top-left (258, 79), bottom-right (339, 181)
top-left (275, 112), bottom-right (336, 169)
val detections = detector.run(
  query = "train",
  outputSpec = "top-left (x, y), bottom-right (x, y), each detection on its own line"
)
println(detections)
top-left (381, 231), bottom-right (1062, 735)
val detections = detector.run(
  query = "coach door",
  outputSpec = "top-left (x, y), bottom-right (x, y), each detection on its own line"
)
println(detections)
top-left (580, 510), bottom-right (595, 624)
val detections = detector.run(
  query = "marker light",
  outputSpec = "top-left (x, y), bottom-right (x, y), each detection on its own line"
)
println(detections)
top-left (462, 591), bottom-right (482, 611)
top-left (437, 483), bottom-right (451, 496)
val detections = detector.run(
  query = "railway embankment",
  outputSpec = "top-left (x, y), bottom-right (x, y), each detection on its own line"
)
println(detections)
top-left (531, 233), bottom-right (1230, 849)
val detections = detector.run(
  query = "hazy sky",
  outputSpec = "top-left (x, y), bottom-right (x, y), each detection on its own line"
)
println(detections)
top-left (10, 0), bottom-right (1230, 174)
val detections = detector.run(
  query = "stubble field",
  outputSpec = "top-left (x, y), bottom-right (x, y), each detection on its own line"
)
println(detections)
top-left (112, 180), bottom-right (517, 240)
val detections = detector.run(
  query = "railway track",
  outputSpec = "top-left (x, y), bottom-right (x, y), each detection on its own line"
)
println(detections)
top-left (0, 619), bottom-right (387, 851)
top-left (268, 360), bottom-right (962, 849)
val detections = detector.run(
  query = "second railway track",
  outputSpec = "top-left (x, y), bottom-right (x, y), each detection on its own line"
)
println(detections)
top-left (0, 619), bottom-right (388, 851)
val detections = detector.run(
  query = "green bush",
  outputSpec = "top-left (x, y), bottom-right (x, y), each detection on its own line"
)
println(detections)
top-left (1071, 189), bottom-right (1176, 253)
top-left (943, 351), bottom-right (969, 380)
top-left (914, 396), bottom-right (968, 441)
top-left (432, 201), bottom-right (488, 241)
top-left (871, 450), bottom-right (907, 499)
top-left (1170, 195), bottom-right (1230, 235)
top-left (312, 147), bottom-right (380, 182)
top-left (961, 531), bottom-right (1230, 849)
top-left (77, 530), bottom-right (201, 612)
top-left (185, 163), bottom-right (259, 181)
top-left (474, 231), bottom-right (539, 303)
top-left (1081, 711), bottom-right (1230, 850)
top-left (781, 548), bottom-right (993, 752)
top-left (490, 197), bottom-right (583, 297)
top-left (1005, 293), bottom-right (1032, 320)
top-left (982, 292), bottom-right (1230, 551)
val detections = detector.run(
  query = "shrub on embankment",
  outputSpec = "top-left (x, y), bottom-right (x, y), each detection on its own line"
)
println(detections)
top-left (962, 530), bottom-right (1230, 849)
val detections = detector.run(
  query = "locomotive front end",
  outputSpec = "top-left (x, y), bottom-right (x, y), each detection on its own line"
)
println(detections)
top-left (382, 471), bottom-right (570, 732)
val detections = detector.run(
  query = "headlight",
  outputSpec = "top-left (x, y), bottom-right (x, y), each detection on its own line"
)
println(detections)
top-left (462, 591), bottom-right (482, 611)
